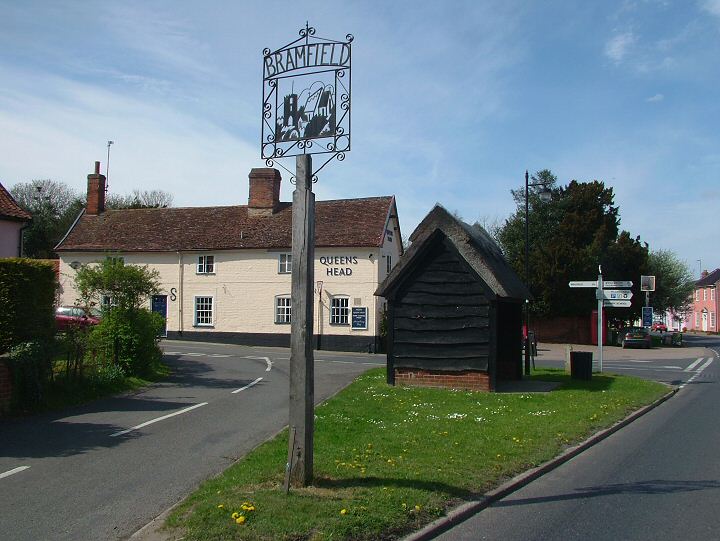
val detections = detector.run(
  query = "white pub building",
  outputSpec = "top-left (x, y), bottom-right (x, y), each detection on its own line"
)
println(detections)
top-left (56, 164), bottom-right (402, 352)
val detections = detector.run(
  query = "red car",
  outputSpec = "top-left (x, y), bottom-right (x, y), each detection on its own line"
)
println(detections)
top-left (651, 321), bottom-right (667, 332)
top-left (55, 306), bottom-right (100, 332)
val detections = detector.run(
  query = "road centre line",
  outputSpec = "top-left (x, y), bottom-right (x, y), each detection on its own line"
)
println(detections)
top-left (0, 466), bottom-right (30, 480)
top-left (245, 356), bottom-right (272, 371)
top-left (606, 366), bottom-right (685, 372)
top-left (110, 402), bottom-right (208, 437)
top-left (685, 358), bottom-right (704, 372)
top-left (232, 377), bottom-right (264, 394)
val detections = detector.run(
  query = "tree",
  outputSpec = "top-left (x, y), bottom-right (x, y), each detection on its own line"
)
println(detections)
top-left (74, 258), bottom-right (161, 311)
top-left (646, 250), bottom-right (694, 317)
top-left (497, 171), bottom-right (647, 318)
top-left (106, 189), bottom-right (173, 209)
top-left (74, 258), bottom-right (163, 376)
top-left (10, 180), bottom-right (85, 258)
top-left (601, 232), bottom-right (649, 324)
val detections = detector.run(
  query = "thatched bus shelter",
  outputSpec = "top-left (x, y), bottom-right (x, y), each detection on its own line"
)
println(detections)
top-left (375, 205), bottom-right (530, 391)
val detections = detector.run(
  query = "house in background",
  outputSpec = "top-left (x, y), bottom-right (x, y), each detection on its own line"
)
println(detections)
top-left (55, 162), bottom-right (402, 352)
top-left (0, 182), bottom-right (32, 257)
top-left (687, 269), bottom-right (719, 333)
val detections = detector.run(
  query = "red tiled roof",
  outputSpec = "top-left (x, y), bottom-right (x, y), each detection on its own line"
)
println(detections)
top-left (0, 182), bottom-right (32, 221)
top-left (56, 196), bottom-right (396, 252)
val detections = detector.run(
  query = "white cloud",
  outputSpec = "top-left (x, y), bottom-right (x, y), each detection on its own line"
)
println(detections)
top-left (605, 32), bottom-right (637, 63)
top-left (702, 0), bottom-right (720, 17)
top-left (646, 93), bottom-right (664, 102)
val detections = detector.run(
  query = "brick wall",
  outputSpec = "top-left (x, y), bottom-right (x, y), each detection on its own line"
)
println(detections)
top-left (533, 315), bottom-right (592, 344)
top-left (394, 368), bottom-right (491, 392)
top-left (0, 359), bottom-right (12, 413)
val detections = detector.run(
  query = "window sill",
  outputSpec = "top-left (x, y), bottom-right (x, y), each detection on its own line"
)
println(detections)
top-left (193, 324), bottom-right (214, 328)
top-left (274, 321), bottom-right (291, 325)
top-left (195, 272), bottom-right (216, 276)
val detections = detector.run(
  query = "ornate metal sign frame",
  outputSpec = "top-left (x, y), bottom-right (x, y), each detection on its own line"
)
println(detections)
top-left (261, 23), bottom-right (352, 181)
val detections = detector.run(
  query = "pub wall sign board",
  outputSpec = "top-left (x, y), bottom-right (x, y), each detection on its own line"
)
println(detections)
top-left (262, 23), bottom-right (352, 178)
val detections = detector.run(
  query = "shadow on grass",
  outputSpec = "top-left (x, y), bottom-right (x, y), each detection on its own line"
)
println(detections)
top-left (528, 371), bottom-right (616, 392)
top-left (493, 479), bottom-right (720, 508)
top-left (314, 475), bottom-right (478, 500)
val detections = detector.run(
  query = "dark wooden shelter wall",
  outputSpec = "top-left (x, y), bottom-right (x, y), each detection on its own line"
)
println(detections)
top-left (393, 240), bottom-right (490, 371)
top-left (495, 300), bottom-right (522, 380)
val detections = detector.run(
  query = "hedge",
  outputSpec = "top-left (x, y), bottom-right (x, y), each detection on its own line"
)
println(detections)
top-left (0, 258), bottom-right (57, 354)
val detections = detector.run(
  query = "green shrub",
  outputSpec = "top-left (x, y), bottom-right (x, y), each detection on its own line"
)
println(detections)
top-left (8, 340), bottom-right (54, 412)
top-left (0, 259), bottom-right (57, 354)
top-left (88, 308), bottom-right (164, 376)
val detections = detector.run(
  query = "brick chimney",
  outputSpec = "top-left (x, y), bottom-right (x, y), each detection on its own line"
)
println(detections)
top-left (248, 168), bottom-right (281, 216)
top-left (86, 161), bottom-right (106, 215)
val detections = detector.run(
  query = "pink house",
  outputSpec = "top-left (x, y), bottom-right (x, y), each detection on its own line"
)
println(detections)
top-left (0, 182), bottom-right (32, 258)
top-left (688, 269), bottom-right (719, 333)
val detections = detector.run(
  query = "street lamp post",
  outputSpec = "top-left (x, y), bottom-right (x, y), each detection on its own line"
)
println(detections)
top-left (524, 170), bottom-right (551, 376)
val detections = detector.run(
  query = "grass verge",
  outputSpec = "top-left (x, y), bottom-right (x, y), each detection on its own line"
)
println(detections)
top-left (166, 368), bottom-right (667, 540)
top-left (42, 361), bottom-right (170, 412)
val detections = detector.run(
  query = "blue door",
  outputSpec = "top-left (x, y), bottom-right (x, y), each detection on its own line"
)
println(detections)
top-left (151, 295), bottom-right (168, 337)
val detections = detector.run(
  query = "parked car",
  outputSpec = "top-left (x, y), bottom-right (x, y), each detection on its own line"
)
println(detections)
top-left (651, 321), bottom-right (667, 332)
top-left (55, 306), bottom-right (100, 332)
top-left (619, 327), bottom-right (651, 349)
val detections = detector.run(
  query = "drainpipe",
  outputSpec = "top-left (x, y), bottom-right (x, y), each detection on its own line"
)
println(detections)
top-left (177, 251), bottom-right (184, 335)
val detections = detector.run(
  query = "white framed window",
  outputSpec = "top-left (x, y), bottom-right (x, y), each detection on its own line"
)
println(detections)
top-left (275, 295), bottom-right (292, 324)
top-left (386, 254), bottom-right (392, 274)
top-left (330, 296), bottom-right (350, 325)
top-left (194, 296), bottom-right (214, 326)
top-left (711, 312), bottom-right (717, 329)
top-left (695, 312), bottom-right (700, 327)
top-left (703, 288), bottom-right (707, 301)
top-left (197, 255), bottom-right (215, 274)
top-left (278, 253), bottom-right (292, 274)
top-left (712, 288), bottom-right (716, 301)
top-left (106, 256), bottom-right (124, 266)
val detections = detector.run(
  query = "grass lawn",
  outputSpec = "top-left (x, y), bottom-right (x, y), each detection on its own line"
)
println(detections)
top-left (166, 368), bottom-right (668, 541)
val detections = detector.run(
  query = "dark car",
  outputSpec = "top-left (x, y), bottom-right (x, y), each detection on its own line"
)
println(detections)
top-left (55, 306), bottom-right (100, 332)
top-left (620, 327), bottom-right (651, 349)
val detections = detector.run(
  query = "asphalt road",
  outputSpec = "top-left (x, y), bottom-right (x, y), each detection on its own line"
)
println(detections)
top-left (0, 340), bottom-right (384, 541)
top-left (434, 334), bottom-right (720, 540)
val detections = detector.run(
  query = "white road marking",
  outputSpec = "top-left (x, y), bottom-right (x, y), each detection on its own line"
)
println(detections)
top-left (607, 366), bottom-right (684, 372)
top-left (680, 358), bottom-right (715, 389)
top-left (232, 377), bottom-right (264, 394)
top-left (184, 353), bottom-right (204, 357)
top-left (110, 402), bottom-right (208, 437)
top-left (685, 357), bottom-right (704, 372)
top-left (208, 354), bottom-right (231, 358)
top-left (0, 466), bottom-right (30, 480)
top-left (245, 356), bottom-right (272, 371)
top-left (163, 351), bottom-right (183, 355)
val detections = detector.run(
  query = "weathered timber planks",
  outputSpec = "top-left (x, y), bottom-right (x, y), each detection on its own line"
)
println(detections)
top-left (394, 316), bottom-right (489, 332)
top-left (394, 357), bottom-right (488, 371)
top-left (403, 282), bottom-right (485, 296)
top-left (394, 327), bottom-right (489, 344)
top-left (400, 292), bottom-right (486, 305)
top-left (394, 342), bottom-right (490, 358)
top-left (395, 304), bottom-right (490, 318)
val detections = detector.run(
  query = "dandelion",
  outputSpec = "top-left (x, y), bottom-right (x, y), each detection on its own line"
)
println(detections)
top-left (232, 512), bottom-right (240, 519)
top-left (340, 509), bottom-right (348, 515)
top-left (415, 505), bottom-right (422, 512)
top-left (235, 516), bottom-right (246, 525)
top-left (217, 504), bottom-right (224, 509)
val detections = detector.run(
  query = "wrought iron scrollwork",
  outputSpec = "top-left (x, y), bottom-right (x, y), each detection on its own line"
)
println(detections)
top-left (261, 23), bottom-right (351, 182)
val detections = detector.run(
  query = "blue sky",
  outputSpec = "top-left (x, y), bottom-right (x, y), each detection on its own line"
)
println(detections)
top-left (1, 0), bottom-right (718, 276)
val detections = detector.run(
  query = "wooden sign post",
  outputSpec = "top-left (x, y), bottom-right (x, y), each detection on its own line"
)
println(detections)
top-left (288, 154), bottom-right (315, 486)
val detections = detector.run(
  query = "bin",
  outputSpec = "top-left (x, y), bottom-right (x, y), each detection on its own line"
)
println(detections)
top-left (570, 351), bottom-right (593, 380)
